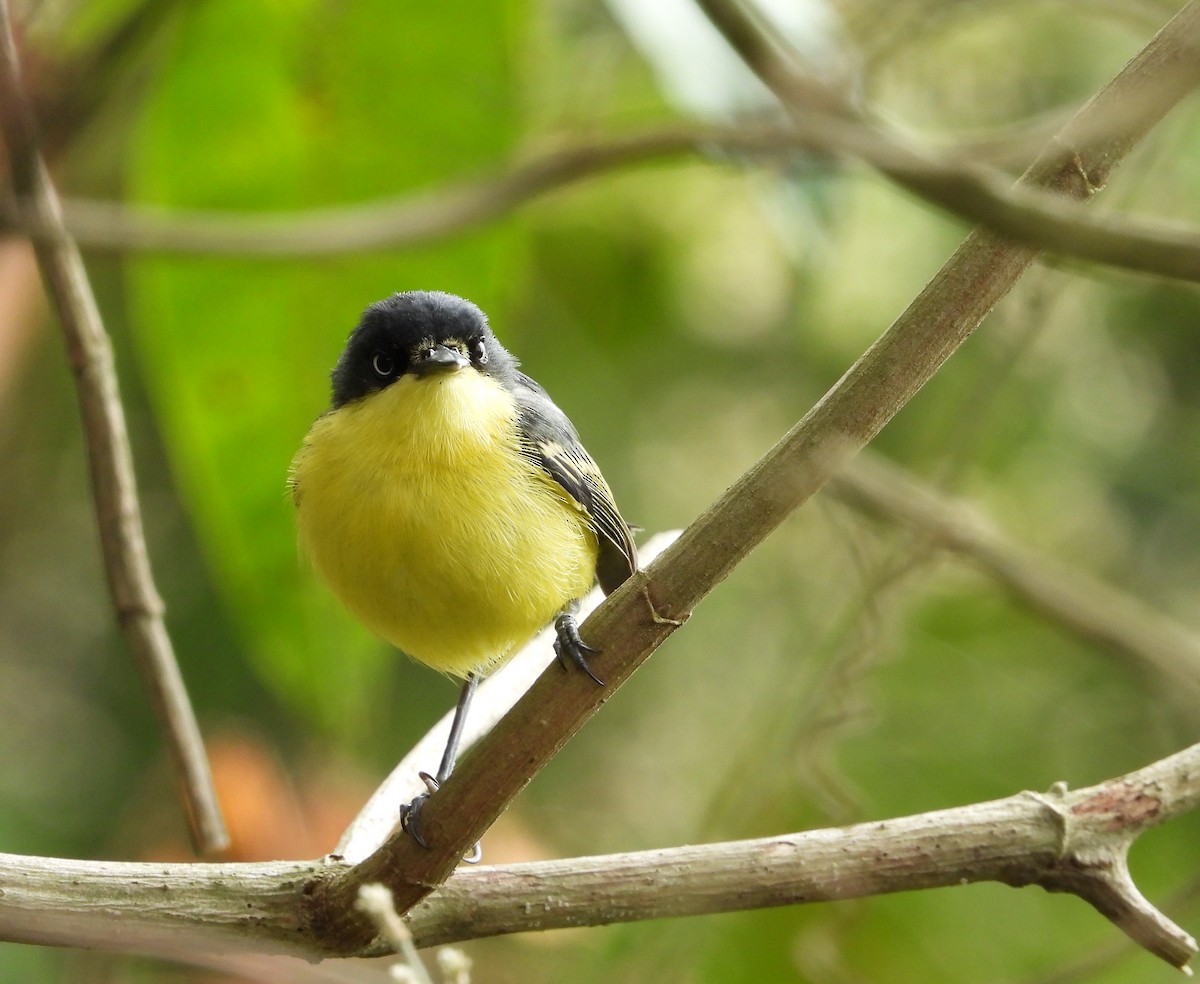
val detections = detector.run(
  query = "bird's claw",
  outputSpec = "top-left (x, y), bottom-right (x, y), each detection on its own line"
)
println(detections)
top-left (399, 772), bottom-right (483, 862)
top-left (399, 772), bottom-right (441, 849)
top-left (553, 613), bottom-right (604, 685)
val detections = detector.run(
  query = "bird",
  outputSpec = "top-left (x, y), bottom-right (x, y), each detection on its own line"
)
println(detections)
top-left (289, 290), bottom-right (638, 846)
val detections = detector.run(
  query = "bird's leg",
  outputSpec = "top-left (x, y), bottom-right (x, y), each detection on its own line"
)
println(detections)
top-left (553, 601), bottom-right (604, 686)
top-left (400, 672), bottom-right (480, 849)
top-left (435, 671), bottom-right (479, 785)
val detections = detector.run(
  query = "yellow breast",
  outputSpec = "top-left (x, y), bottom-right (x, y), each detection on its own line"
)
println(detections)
top-left (290, 368), bottom-right (599, 678)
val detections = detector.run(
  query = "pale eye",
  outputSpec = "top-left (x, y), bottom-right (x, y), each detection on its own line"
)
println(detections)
top-left (371, 352), bottom-right (394, 377)
top-left (470, 338), bottom-right (488, 365)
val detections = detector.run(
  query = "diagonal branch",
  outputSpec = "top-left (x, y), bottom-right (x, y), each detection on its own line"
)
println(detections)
top-left (301, 0), bottom-right (1200, 950)
top-left (0, 0), bottom-right (227, 854)
top-left (334, 532), bottom-right (681, 864)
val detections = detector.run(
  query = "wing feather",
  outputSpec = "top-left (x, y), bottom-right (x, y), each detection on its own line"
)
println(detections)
top-left (513, 372), bottom-right (637, 595)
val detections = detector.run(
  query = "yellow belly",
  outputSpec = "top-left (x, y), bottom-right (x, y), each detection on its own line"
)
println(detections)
top-left (291, 370), bottom-right (598, 678)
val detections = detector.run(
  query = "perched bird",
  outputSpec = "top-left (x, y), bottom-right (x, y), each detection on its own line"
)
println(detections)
top-left (289, 290), bottom-right (637, 844)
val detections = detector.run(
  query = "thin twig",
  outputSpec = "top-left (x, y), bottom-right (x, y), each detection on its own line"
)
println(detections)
top-left (830, 451), bottom-right (1200, 702)
top-left (0, 0), bottom-right (227, 853)
top-left (303, 0), bottom-right (1200, 949)
top-left (2, 127), bottom-right (808, 255)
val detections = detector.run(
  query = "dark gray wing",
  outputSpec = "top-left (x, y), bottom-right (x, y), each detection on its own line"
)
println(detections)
top-left (513, 372), bottom-right (637, 595)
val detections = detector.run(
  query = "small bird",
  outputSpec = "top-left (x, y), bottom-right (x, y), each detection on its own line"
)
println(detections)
top-left (289, 290), bottom-right (637, 845)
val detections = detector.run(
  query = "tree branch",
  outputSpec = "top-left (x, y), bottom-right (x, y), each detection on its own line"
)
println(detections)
top-left (0, 743), bottom-right (1196, 967)
top-left (3, 2), bottom-right (1198, 971)
top-left (694, 0), bottom-right (1200, 281)
top-left (0, 0), bottom-right (227, 853)
top-left (1, 126), bottom-right (812, 255)
top-left (407, 742), bottom-right (1200, 968)
top-left (334, 532), bottom-right (681, 865)
top-left (2, 115), bottom-right (1200, 279)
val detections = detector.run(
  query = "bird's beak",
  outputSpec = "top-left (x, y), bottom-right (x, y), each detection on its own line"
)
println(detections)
top-left (414, 343), bottom-right (469, 377)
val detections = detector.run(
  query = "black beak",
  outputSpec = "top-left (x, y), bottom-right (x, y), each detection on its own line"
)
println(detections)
top-left (414, 343), bottom-right (469, 377)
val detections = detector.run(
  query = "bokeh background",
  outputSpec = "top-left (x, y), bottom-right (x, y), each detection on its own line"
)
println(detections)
top-left (2, 0), bottom-right (1200, 981)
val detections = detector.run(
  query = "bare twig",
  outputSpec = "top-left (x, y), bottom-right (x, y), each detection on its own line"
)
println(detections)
top-left (831, 452), bottom-right (1200, 702)
top-left (0, 0), bottom-right (227, 853)
top-left (301, 0), bottom-right (1200, 949)
top-left (695, 0), bottom-right (1200, 282)
top-left (1021, 877), bottom-right (1200, 984)
top-left (2, 116), bottom-right (1200, 278)
top-left (1, 127), bottom-right (808, 255)
top-left (0, 743), bottom-right (1196, 966)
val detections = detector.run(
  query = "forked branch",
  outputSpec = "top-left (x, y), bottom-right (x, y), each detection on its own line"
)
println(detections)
top-left (0, 741), bottom-right (1196, 967)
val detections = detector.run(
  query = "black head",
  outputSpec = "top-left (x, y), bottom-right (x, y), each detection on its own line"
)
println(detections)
top-left (330, 291), bottom-right (518, 408)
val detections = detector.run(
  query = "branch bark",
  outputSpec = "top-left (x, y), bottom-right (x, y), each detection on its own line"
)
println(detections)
top-left (1, 743), bottom-right (1196, 967)
top-left (0, 0), bottom-right (228, 854)
top-left (408, 742), bottom-right (1200, 968)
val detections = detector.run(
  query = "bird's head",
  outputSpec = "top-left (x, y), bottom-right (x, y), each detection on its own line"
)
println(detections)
top-left (331, 291), bottom-right (517, 409)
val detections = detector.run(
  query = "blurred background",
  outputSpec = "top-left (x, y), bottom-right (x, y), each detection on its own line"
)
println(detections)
top-left (2, 0), bottom-right (1200, 981)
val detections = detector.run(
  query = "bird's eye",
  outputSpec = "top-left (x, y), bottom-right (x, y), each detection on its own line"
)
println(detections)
top-left (371, 352), bottom-right (394, 377)
top-left (470, 338), bottom-right (488, 365)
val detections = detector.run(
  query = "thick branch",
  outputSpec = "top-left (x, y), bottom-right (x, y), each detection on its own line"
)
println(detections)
top-left (0, 1), bottom-right (227, 853)
top-left (409, 742), bottom-right (1200, 968)
top-left (1, 744), bottom-right (1195, 967)
top-left (0, 853), bottom-right (315, 955)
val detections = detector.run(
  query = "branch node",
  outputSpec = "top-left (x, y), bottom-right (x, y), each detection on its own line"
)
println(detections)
top-left (1024, 787), bottom-right (1072, 856)
top-left (1071, 151), bottom-right (1107, 196)
top-left (634, 570), bottom-right (689, 627)
top-left (115, 596), bottom-right (167, 626)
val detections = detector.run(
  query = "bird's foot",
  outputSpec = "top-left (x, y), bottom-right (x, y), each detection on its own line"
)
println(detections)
top-left (399, 771), bottom-right (441, 849)
top-left (553, 612), bottom-right (604, 685)
top-left (398, 772), bottom-right (483, 862)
